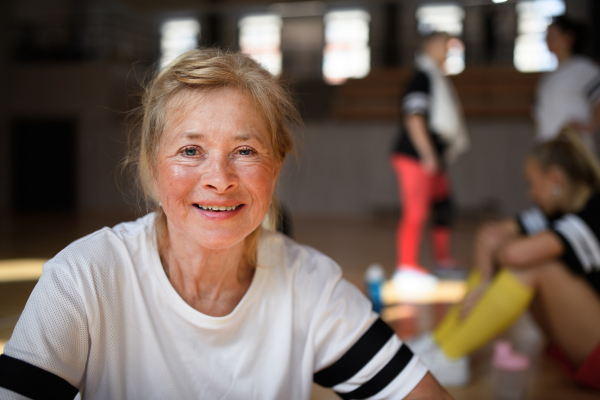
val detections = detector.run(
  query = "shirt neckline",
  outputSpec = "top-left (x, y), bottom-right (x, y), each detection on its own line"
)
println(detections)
top-left (147, 221), bottom-right (268, 326)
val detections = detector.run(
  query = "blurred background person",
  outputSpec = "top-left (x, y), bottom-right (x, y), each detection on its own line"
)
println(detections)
top-left (408, 130), bottom-right (600, 391)
top-left (536, 16), bottom-right (600, 147)
top-left (390, 32), bottom-right (469, 294)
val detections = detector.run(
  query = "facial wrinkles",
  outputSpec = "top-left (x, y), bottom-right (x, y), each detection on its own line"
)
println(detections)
top-left (156, 87), bottom-right (278, 237)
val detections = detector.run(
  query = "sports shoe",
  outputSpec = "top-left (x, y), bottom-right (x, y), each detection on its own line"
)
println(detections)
top-left (407, 332), bottom-right (470, 387)
top-left (392, 268), bottom-right (439, 297)
top-left (406, 332), bottom-right (437, 354)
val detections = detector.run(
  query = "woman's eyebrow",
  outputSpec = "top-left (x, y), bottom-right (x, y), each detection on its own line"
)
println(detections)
top-left (234, 133), bottom-right (266, 145)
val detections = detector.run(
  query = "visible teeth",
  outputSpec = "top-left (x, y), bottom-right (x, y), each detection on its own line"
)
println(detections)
top-left (198, 205), bottom-right (239, 211)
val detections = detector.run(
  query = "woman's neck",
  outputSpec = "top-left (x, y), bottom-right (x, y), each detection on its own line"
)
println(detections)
top-left (556, 51), bottom-right (573, 65)
top-left (564, 184), bottom-right (592, 214)
top-left (158, 221), bottom-right (255, 317)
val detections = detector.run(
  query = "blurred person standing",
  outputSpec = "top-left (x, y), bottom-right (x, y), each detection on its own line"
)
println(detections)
top-left (390, 32), bottom-right (469, 293)
top-left (536, 16), bottom-right (600, 147)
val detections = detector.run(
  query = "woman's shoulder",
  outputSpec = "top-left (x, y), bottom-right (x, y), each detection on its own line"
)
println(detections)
top-left (564, 56), bottom-right (600, 76)
top-left (46, 213), bottom-right (156, 274)
top-left (258, 230), bottom-right (342, 278)
top-left (405, 70), bottom-right (431, 93)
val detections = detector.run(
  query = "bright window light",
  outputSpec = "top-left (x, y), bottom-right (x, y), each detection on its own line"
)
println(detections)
top-left (322, 10), bottom-right (371, 85)
top-left (416, 5), bottom-right (465, 37)
top-left (160, 19), bottom-right (200, 69)
top-left (514, 0), bottom-right (565, 72)
top-left (239, 14), bottom-right (283, 76)
top-left (416, 5), bottom-right (466, 75)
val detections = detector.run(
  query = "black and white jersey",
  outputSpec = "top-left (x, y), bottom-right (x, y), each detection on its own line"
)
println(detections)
top-left (517, 207), bottom-right (553, 236)
top-left (393, 71), bottom-right (447, 161)
top-left (552, 192), bottom-right (600, 295)
top-left (0, 214), bottom-right (427, 400)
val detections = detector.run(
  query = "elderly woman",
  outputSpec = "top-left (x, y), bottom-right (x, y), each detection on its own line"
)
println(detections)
top-left (0, 50), bottom-right (450, 399)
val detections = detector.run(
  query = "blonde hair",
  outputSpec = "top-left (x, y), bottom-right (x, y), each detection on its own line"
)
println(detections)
top-left (529, 128), bottom-right (600, 189)
top-left (126, 49), bottom-right (300, 266)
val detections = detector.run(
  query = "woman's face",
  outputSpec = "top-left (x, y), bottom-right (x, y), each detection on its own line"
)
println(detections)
top-left (546, 24), bottom-right (573, 57)
top-left (425, 35), bottom-right (450, 66)
top-left (524, 158), bottom-right (561, 215)
top-left (154, 87), bottom-right (280, 251)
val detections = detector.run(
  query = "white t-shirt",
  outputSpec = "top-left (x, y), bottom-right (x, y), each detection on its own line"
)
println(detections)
top-left (0, 214), bottom-right (427, 400)
top-left (535, 56), bottom-right (600, 142)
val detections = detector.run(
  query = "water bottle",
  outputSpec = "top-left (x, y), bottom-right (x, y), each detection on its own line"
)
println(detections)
top-left (365, 263), bottom-right (386, 313)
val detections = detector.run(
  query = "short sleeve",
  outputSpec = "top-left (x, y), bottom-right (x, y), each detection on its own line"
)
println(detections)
top-left (516, 207), bottom-right (550, 236)
top-left (402, 72), bottom-right (431, 116)
top-left (0, 261), bottom-right (88, 399)
top-left (553, 213), bottom-right (600, 275)
top-left (585, 71), bottom-right (600, 105)
top-left (309, 256), bottom-right (428, 399)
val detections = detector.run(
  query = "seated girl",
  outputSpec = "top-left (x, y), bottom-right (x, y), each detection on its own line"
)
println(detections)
top-left (409, 129), bottom-right (600, 391)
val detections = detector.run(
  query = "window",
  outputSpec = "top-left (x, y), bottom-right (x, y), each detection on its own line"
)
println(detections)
top-left (514, 0), bottom-right (565, 72)
top-left (322, 10), bottom-right (371, 85)
top-left (239, 14), bottom-right (283, 76)
top-left (159, 18), bottom-right (200, 69)
top-left (416, 4), bottom-right (464, 37)
top-left (415, 4), bottom-right (465, 75)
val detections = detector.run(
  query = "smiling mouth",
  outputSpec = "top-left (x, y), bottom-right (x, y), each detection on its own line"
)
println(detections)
top-left (193, 204), bottom-right (243, 212)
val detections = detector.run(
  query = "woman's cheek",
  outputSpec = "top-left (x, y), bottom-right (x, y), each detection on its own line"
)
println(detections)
top-left (165, 164), bottom-right (201, 189)
top-left (242, 164), bottom-right (276, 195)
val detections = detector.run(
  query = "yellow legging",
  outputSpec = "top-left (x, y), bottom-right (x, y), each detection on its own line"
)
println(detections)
top-left (434, 268), bottom-right (534, 359)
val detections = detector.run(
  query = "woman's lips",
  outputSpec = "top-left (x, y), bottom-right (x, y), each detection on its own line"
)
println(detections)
top-left (192, 203), bottom-right (245, 219)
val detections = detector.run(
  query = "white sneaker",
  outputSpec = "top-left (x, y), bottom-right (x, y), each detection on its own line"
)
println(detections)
top-left (406, 332), bottom-right (437, 354)
top-left (392, 268), bottom-right (439, 297)
top-left (409, 335), bottom-right (470, 387)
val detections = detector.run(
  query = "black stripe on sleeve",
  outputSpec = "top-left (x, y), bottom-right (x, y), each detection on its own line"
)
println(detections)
top-left (0, 354), bottom-right (79, 400)
top-left (586, 77), bottom-right (600, 102)
top-left (313, 318), bottom-right (394, 388)
top-left (336, 344), bottom-right (414, 400)
top-left (552, 228), bottom-right (585, 274)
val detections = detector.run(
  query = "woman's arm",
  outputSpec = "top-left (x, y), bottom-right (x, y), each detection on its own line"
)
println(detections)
top-left (404, 373), bottom-right (453, 400)
top-left (496, 231), bottom-right (564, 269)
top-left (473, 219), bottom-right (521, 281)
top-left (404, 114), bottom-right (439, 173)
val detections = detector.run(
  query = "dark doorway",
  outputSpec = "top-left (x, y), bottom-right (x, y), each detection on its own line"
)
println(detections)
top-left (11, 119), bottom-right (77, 212)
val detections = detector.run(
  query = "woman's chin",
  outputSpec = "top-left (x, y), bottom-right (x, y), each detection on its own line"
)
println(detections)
top-left (192, 227), bottom-right (257, 251)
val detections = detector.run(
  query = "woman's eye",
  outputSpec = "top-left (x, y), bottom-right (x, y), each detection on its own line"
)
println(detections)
top-left (238, 148), bottom-right (254, 156)
top-left (184, 148), bottom-right (197, 156)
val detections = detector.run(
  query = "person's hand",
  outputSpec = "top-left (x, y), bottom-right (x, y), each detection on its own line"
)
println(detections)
top-left (459, 280), bottom-right (490, 320)
top-left (421, 155), bottom-right (440, 174)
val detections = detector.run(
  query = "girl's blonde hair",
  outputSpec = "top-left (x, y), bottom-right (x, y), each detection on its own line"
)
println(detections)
top-left (530, 128), bottom-right (600, 189)
top-left (126, 49), bottom-right (300, 266)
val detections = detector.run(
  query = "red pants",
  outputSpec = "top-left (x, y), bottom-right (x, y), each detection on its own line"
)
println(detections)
top-left (391, 154), bottom-right (453, 269)
top-left (548, 342), bottom-right (600, 391)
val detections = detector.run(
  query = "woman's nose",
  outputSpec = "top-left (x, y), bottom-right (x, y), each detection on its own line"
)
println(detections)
top-left (200, 154), bottom-right (238, 193)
